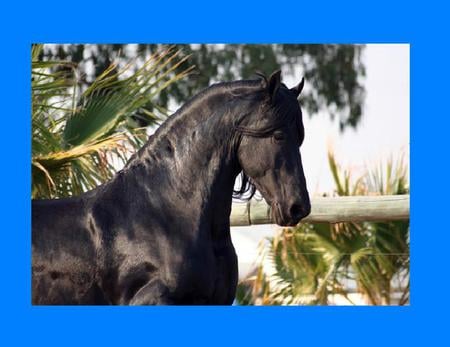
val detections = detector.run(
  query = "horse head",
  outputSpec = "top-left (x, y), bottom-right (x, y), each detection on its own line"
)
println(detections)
top-left (235, 70), bottom-right (311, 226)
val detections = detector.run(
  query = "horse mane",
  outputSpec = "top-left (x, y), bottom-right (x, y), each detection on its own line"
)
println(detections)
top-left (126, 78), bottom-right (263, 160)
top-left (173, 79), bottom-right (264, 117)
top-left (174, 79), bottom-right (267, 201)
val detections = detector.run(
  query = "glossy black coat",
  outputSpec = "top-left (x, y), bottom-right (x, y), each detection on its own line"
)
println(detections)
top-left (32, 71), bottom-right (311, 305)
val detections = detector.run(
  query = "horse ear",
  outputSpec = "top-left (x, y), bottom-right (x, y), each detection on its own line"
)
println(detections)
top-left (267, 70), bottom-right (282, 102)
top-left (255, 71), bottom-right (268, 85)
top-left (290, 77), bottom-right (305, 98)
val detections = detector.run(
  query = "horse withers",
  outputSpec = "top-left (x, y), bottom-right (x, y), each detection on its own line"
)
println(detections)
top-left (32, 70), bottom-right (311, 305)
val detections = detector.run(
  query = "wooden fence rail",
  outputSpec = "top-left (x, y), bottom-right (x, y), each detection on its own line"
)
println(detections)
top-left (230, 195), bottom-right (410, 226)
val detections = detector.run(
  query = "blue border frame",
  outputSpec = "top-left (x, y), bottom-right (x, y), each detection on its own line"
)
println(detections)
top-left (1, 1), bottom-right (448, 345)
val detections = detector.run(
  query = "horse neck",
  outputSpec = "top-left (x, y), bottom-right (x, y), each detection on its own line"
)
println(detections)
top-left (120, 92), bottom-right (247, 232)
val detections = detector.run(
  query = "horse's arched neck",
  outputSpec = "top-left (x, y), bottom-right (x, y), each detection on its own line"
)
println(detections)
top-left (121, 92), bottom-right (248, 233)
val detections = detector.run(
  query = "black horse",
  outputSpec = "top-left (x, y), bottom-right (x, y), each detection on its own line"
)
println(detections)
top-left (32, 70), bottom-right (311, 305)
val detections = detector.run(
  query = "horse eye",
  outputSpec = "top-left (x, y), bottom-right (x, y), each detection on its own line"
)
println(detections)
top-left (273, 132), bottom-right (285, 142)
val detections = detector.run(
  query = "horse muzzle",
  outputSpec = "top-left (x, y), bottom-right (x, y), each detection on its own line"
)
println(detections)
top-left (272, 199), bottom-right (311, 227)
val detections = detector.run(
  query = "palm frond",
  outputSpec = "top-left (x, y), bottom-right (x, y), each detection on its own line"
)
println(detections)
top-left (237, 151), bottom-right (410, 305)
top-left (32, 44), bottom-right (192, 199)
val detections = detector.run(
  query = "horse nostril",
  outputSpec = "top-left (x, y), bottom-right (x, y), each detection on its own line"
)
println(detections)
top-left (290, 202), bottom-right (311, 220)
top-left (290, 203), bottom-right (303, 218)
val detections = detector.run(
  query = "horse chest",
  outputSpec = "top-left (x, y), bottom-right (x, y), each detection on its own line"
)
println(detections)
top-left (210, 242), bottom-right (239, 304)
top-left (162, 241), bottom-right (238, 304)
top-left (109, 233), bottom-right (237, 304)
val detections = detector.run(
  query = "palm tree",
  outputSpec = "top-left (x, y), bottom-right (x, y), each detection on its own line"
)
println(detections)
top-left (32, 44), bottom-right (193, 199)
top-left (237, 151), bottom-right (409, 305)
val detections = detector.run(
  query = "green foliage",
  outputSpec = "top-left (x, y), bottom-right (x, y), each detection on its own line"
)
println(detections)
top-left (237, 152), bottom-right (410, 305)
top-left (32, 45), bottom-right (192, 199)
top-left (41, 44), bottom-right (366, 131)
